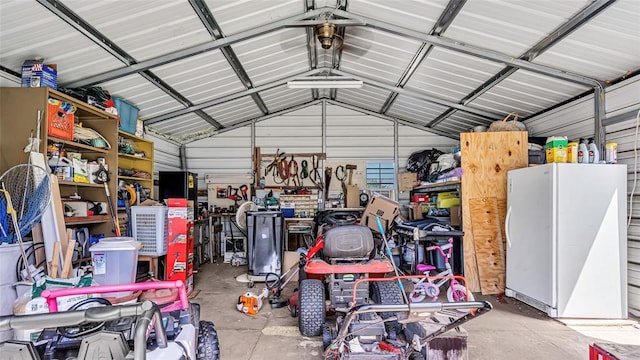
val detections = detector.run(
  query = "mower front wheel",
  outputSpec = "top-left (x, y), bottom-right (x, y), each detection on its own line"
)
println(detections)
top-left (197, 320), bottom-right (220, 360)
top-left (298, 279), bottom-right (325, 336)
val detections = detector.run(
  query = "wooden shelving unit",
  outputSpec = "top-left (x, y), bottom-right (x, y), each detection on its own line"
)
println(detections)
top-left (0, 87), bottom-right (119, 238)
top-left (117, 130), bottom-right (154, 198)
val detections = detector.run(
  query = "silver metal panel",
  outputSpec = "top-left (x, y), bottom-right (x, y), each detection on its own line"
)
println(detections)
top-left (98, 74), bottom-right (185, 120)
top-left (387, 95), bottom-right (450, 126)
top-left (533, 1), bottom-right (640, 81)
top-left (468, 69), bottom-right (588, 117)
top-left (152, 51), bottom-right (245, 104)
top-left (61, 0), bottom-right (210, 62)
top-left (397, 125), bottom-right (457, 168)
top-left (206, 0), bottom-right (301, 36)
top-left (406, 47), bottom-right (505, 102)
top-left (231, 28), bottom-right (310, 86)
top-left (336, 85), bottom-right (390, 112)
top-left (339, 27), bottom-right (423, 84)
top-left (525, 94), bottom-right (595, 138)
top-left (0, 1), bottom-right (123, 83)
top-left (151, 113), bottom-right (212, 138)
top-left (202, 97), bottom-right (263, 127)
top-left (349, 0), bottom-right (449, 33)
top-left (434, 112), bottom-right (493, 133)
top-left (259, 85), bottom-right (314, 112)
top-left (444, 0), bottom-right (589, 56)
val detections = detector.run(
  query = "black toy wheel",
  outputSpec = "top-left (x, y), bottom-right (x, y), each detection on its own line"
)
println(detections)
top-left (370, 280), bottom-right (404, 340)
top-left (298, 279), bottom-right (325, 336)
top-left (197, 320), bottom-right (220, 360)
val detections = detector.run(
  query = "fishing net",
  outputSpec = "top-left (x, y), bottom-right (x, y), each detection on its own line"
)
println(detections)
top-left (0, 164), bottom-right (51, 244)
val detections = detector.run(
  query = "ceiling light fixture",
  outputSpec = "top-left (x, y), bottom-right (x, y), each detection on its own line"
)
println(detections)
top-left (287, 76), bottom-right (363, 89)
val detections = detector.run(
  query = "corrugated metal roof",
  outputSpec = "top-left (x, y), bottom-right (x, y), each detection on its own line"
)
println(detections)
top-left (534, 0), bottom-right (640, 81)
top-left (0, 1), bottom-right (123, 83)
top-left (62, 0), bottom-right (211, 61)
top-left (260, 85), bottom-right (314, 112)
top-left (152, 51), bottom-right (245, 103)
top-left (202, 96), bottom-right (262, 127)
top-left (0, 0), bottom-right (638, 143)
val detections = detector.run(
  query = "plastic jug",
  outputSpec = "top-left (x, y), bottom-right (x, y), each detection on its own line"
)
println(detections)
top-left (567, 142), bottom-right (578, 163)
top-left (588, 138), bottom-right (600, 163)
top-left (90, 237), bottom-right (141, 298)
top-left (577, 138), bottom-right (589, 164)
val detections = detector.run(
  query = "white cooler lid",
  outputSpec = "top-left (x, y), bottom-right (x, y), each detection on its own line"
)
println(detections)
top-left (90, 237), bottom-right (141, 252)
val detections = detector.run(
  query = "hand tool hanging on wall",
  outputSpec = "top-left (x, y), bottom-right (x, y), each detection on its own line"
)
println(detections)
top-left (324, 167), bottom-right (332, 196)
top-left (335, 165), bottom-right (347, 185)
top-left (288, 155), bottom-right (299, 187)
top-left (346, 164), bottom-right (357, 185)
top-left (239, 184), bottom-right (248, 201)
top-left (309, 155), bottom-right (323, 190)
top-left (299, 159), bottom-right (309, 186)
top-left (265, 149), bottom-right (287, 184)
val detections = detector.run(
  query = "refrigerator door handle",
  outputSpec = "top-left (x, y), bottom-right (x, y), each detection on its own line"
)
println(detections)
top-left (505, 206), bottom-right (512, 248)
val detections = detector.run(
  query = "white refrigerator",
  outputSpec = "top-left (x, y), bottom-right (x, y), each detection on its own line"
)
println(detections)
top-left (505, 163), bottom-right (627, 318)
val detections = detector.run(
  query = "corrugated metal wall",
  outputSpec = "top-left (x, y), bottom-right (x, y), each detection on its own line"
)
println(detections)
top-left (184, 102), bottom-right (458, 198)
top-left (526, 76), bottom-right (640, 316)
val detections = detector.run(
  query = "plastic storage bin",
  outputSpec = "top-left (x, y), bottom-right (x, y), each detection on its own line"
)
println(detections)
top-left (113, 97), bottom-right (139, 135)
top-left (0, 242), bottom-right (32, 342)
top-left (90, 237), bottom-right (141, 297)
top-left (131, 206), bottom-right (168, 256)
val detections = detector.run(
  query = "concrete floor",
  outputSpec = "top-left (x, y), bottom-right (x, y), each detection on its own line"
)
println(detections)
top-left (192, 262), bottom-right (640, 360)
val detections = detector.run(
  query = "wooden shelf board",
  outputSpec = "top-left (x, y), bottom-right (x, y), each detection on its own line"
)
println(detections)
top-left (59, 181), bottom-right (104, 188)
top-left (118, 153), bottom-right (152, 161)
top-left (118, 130), bottom-right (152, 143)
top-left (64, 214), bottom-right (110, 225)
top-left (48, 137), bottom-right (109, 154)
top-left (118, 175), bottom-right (152, 182)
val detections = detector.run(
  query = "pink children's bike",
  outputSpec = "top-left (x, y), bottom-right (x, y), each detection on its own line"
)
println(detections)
top-left (409, 237), bottom-right (474, 304)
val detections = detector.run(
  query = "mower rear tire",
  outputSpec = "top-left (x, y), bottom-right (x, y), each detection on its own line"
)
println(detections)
top-left (298, 279), bottom-right (325, 336)
top-left (370, 280), bottom-right (404, 339)
top-left (197, 320), bottom-right (220, 360)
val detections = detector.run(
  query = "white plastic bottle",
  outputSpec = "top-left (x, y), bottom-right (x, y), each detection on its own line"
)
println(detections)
top-left (588, 138), bottom-right (600, 163)
top-left (577, 138), bottom-right (589, 164)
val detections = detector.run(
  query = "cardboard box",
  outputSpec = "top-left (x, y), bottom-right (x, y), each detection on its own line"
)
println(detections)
top-left (450, 206), bottom-right (461, 226)
top-left (360, 195), bottom-right (400, 233)
top-left (344, 184), bottom-right (360, 208)
top-left (283, 251), bottom-right (301, 282)
top-left (398, 172), bottom-right (418, 192)
top-left (408, 203), bottom-right (424, 220)
top-left (21, 59), bottom-right (57, 89)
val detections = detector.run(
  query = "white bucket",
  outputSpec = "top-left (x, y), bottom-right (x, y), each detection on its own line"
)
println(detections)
top-left (0, 242), bottom-right (29, 341)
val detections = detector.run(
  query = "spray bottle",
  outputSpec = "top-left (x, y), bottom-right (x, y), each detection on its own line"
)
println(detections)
top-left (588, 138), bottom-right (600, 163)
top-left (577, 138), bottom-right (589, 164)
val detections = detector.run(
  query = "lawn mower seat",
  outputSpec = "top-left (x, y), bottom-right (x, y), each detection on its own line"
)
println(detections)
top-left (322, 224), bottom-right (374, 258)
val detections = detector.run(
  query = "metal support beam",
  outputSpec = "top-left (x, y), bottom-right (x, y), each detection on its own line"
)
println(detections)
top-left (428, 0), bottom-right (616, 127)
top-left (179, 145), bottom-right (187, 170)
top-left (331, 69), bottom-right (502, 120)
top-left (322, 99), bottom-right (327, 154)
top-left (305, 0), bottom-right (319, 100)
top-left (63, 8), bottom-right (326, 88)
top-left (189, 0), bottom-right (269, 115)
top-left (380, 0), bottom-right (466, 114)
top-left (326, 99), bottom-right (459, 140)
top-left (594, 85), bottom-right (606, 150)
top-left (145, 68), bottom-right (325, 125)
top-left (333, 9), bottom-right (602, 87)
top-left (330, 0), bottom-right (349, 101)
top-left (393, 119), bottom-right (399, 200)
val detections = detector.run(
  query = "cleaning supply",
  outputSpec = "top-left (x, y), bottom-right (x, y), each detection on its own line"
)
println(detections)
top-left (567, 142), bottom-right (578, 163)
top-left (545, 136), bottom-right (568, 163)
top-left (588, 138), bottom-right (599, 163)
top-left (605, 142), bottom-right (618, 163)
top-left (577, 138), bottom-right (589, 163)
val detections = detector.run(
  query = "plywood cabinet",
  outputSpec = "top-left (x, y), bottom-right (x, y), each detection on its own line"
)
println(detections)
top-left (460, 131), bottom-right (528, 294)
top-left (0, 87), bottom-right (118, 237)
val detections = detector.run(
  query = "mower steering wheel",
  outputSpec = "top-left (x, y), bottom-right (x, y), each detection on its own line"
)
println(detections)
top-left (325, 212), bottom-right (358, 226)
top-left (58, 297), bottom-right (113, 339)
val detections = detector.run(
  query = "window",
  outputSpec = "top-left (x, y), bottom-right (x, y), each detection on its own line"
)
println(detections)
top-left (366, 161), bottom-right (395, 191)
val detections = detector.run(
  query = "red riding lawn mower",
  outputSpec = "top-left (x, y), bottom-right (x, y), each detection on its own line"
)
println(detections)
top-left (288, 212), bottom-right (492, 360)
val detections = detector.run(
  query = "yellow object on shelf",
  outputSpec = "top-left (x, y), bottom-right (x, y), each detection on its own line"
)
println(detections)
top-left (545, 136), bottom-right (568, 163)
top-left (437, 191), bottom-right (460, 208)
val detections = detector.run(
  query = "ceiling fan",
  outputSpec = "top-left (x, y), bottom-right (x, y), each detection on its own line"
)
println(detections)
top-left (285, 11), bottom-right (366, 51)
